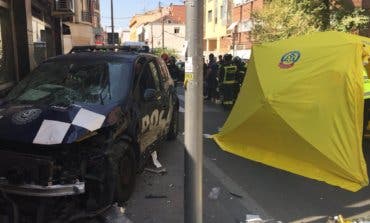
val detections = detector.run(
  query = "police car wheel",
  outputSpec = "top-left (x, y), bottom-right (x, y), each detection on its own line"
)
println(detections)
top-left (167, 108), bottom-right (179, 140)
top-left (116, 144), bottom-right (136, 205)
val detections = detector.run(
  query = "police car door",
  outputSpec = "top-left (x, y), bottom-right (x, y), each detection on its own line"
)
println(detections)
top-left (157, 58), bottom-right (175, 133)
top-left (136, 59), bottom-right (166, 152)
top-left (148, 60), bottom-right (172, 137)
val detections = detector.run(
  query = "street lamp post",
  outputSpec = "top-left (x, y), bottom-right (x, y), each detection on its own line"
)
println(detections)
top-left (111, 0), bottom-right (114, 44)
top-left (184, 0), bottom-right (204, 222)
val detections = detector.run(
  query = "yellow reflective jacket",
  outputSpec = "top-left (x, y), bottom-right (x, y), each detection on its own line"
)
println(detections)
top-left (223, 65), bottom-right (238, 84)
top-left (364, 69), bottom-right (370, 99)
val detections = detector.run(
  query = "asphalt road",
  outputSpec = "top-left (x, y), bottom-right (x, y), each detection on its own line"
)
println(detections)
top-left (126, 86), bottom-right (370, 223)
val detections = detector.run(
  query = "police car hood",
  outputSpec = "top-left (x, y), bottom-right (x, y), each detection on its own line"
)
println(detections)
top-left (0, 103), bottom-right (119, 145)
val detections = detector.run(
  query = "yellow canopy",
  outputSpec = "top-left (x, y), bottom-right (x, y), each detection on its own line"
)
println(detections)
top-left (214, 31), bottom-right (370, 192)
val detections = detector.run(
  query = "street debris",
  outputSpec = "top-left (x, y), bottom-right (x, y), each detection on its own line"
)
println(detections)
top-left (151, 151), bottom-right (163, 168)
top-left (144, 167), bottom-right (167, 175)
top-left (229, 191), bottom-right (243, 198)
top-left (99, 205), bottom-right (133, 223)
top-left (203, 134), bottom-right (213, 139)
top-left (245, 214), bottom-right (263, 223)
top-left (145, 194), bottom-right (168, 199)
top-left (169, 183), bottom-right (175, 188)
top-left (329, 215), bottom-right (370, 223)
top-left (208, 187), bottom-right (221, 200)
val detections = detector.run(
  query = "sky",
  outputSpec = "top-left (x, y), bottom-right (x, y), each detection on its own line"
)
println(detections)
top-left (100, 0), bottom-right (184, 32)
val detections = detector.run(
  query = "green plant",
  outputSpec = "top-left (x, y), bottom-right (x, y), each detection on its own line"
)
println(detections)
top-left (251, 0), bottom-right (370, 43)
top-left (152, 48), bottom-right (179, 58)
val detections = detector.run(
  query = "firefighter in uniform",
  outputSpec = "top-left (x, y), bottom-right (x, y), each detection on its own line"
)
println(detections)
top-left (233, 56), bottom-right (247, 96)
top-left (218, 54), bottom-right (238, 106)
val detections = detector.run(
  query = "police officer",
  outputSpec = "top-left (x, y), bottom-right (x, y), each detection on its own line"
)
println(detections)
top-left (218, 54), bottom-right (238, 107)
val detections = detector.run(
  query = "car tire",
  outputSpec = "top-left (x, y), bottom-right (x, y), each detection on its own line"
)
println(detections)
top-left (115, 142), bottom-right (136, 205)
top-left (167, 107), bottom-right (179, 140)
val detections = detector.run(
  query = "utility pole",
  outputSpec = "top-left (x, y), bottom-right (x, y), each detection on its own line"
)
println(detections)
top-left (151, 23), bottom-right (154, 50)
top-left (160, 1), bottom-right (165, 50)
top-left (184, 0), bottom-right (203, 222)
top-left (111, 0), bottom-right (115, 44)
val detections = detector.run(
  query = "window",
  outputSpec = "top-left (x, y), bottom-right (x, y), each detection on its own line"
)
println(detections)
top-left (139, 61), bottom-right (161, 97)
top-left (157, 58), bottom-right (170, 81)
top-left (215, 0), bottom-right (218, 24)
top-left (174, 27), bottom-right (180, 34)
top-left (221, 0), bottom-right (227, 25)
top-left (5, 61), bottom-right (132, 105)
top-left (208, 10), bottom-right (213, 23)
top-left (148, 62), bottom-right (160, 90)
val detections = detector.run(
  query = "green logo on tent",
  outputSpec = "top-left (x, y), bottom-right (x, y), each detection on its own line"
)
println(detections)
top-left (279, 51), bottom-right (301, 69)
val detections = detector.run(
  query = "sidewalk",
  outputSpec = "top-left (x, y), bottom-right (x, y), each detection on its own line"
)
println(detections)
top-left (124, 140), bottom-right (185, 223)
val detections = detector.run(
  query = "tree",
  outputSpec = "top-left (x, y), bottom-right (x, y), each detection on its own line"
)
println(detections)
top-left (251, 0), bottom-right (318, 43)
top-left (251, 0), bottom-right (370, 43)
top-left (296, 0), bottom-right (369, 32)
top-left (295, 0), bottom-right (331, 30)
top-left (152, 48), bottom-right (179, 58)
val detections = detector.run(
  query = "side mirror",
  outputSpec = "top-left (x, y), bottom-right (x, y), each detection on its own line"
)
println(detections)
top-left (144, 88), bottom-right (158, 101)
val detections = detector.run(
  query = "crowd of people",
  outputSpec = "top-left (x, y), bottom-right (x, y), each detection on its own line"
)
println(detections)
top-left (161, 52), bottom-right (247, 107)
top-left (204, 53), bottom-right (247, 106)
top-left (161, 53), bottom-right (184, 83)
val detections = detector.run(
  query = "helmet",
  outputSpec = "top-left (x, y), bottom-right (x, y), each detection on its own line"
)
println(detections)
top-left (161, 53), bottom-right (169, 62)
top-left (224, 54), bottom-right (232, 62)
top-left (233, 56), bottom-right (242, 65)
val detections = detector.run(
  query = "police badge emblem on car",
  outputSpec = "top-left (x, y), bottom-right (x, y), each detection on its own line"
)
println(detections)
top-left (12, 109), bottom-right (42, 125)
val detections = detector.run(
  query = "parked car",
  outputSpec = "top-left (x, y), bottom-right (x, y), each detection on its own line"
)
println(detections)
top-left (0, 47), bottom-right (179, 214)
top-left (122, 41), bottom-right (150, 53)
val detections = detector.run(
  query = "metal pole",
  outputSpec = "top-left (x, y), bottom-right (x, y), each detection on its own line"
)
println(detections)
top-left (151, 23), bottom-right (154, 50)
top-left (111, 0), bottom-right (114, 44)
top-left (160, 2), bottom-right (164, 50)
top-left (232, 31), bottom-right (235, 57)
top-left (184, 0), bottom-right (203, 222)
top-left (60, 18), bottom-right (64, 54)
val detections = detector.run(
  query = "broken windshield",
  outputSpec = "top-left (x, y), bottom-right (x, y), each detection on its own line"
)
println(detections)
top-left (5, 60), bottom-right (132, 106)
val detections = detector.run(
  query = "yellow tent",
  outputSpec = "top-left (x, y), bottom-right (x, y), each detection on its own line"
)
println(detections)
top-left (214, 31), bottom-right (370, 192)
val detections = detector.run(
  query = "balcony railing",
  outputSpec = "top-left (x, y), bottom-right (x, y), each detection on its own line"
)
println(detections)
top-left (93, 27), bottom-right (104, 35)
top-left (81, 11), bottom-right (92, 23)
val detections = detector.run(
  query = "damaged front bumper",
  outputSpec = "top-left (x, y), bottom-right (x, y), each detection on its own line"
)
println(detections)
top-left (0, 148), bottom-right (87, 197)
top-left (0, 181), bottom-right (85, 197)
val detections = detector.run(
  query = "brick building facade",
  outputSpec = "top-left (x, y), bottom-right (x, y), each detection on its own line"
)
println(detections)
top-left (228, 0), bottom-right (263, 59)
top-left (129, 4), bottom-right (185, 42)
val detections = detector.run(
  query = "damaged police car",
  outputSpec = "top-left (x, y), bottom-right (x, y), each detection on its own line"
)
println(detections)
top-left (0, 47), bottom-right (179, 211)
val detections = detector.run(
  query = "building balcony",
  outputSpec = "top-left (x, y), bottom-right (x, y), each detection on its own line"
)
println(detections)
top-left (53, 0), bottom-right (75, 17)
top-left (81, 11), bottom-right (92, 23)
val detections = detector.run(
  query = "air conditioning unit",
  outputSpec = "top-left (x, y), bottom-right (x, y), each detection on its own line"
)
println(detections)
top-left (55, 0), bottom-right (75, 14)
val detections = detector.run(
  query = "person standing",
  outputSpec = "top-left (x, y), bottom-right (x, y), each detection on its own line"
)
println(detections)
top-left (206, 54), bottom-right (218, 102)
top-left (218, 54), bottom-right (238, 106)
top-left (218, 55), bottom-right (223, 66)
top-left (168, 56), bottom-right (180, 83)
top-left (203, 57), bottom-right (208, 98)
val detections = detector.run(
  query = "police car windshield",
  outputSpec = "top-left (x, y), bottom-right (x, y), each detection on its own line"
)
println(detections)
top-left (5, 60), bottom-right (132, 106)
